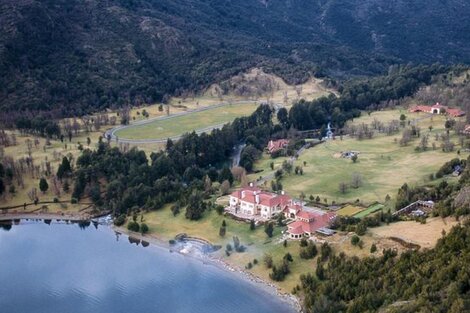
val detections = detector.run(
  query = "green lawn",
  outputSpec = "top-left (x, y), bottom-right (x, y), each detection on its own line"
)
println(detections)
top-left (354, 203), bottom-right (385, 218)
top-left (115, 103), bottom-right (257, 140)
top-left (134, 205), bottom-right (318, 292)
top-left (256, 109), bottom-right (468, 206)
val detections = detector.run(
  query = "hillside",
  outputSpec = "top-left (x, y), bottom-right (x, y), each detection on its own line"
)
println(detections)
top-left (1, 0), bottom-right (470, 115)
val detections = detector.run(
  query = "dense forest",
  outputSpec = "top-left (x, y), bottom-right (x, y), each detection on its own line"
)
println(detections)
top-left (288, 64), bottom-right (458, 131)
top-left (299, 220), bottom-right (470, 312)
top-left (2, 0), bottom-right (470, 116)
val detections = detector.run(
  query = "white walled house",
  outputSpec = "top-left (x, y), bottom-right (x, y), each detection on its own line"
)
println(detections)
top-left (229, 187), bottom-right (292, 219)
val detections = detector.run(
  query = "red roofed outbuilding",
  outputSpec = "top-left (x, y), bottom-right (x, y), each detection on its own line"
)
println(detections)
top-left (409, 102), bottom-right (465, 117)
top-left (267, 139), bottom-right (289, 154)
top-left (286, 210), bottom-right (336, 239)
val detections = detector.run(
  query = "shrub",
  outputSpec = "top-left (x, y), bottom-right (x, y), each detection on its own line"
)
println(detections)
top-left (127, 221), bottom-right (140, 232)
top-left (263, 253), bottom-right (273, 268)
top-left (351, 235), bottom-right (360, 246)
top-left (283, 252), bottom-right (293, 262)
top-left (300, 242), bottom-right (317, 259)
top-left (140, 223), bottom-right (149, 234)
top-left (171, 204), bottom-right (181, 216)
top-left (113, 215), bottom-right (126, 226)
top-left (215, 205), bottom-right (225, 215)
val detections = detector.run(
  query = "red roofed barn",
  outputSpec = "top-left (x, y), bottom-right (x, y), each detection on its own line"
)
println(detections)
top-left (409, 102), bottom-right (465, 117)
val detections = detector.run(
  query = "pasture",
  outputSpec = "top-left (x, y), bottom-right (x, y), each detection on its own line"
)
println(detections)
top-left (256, 109), bottom-right (467, 206)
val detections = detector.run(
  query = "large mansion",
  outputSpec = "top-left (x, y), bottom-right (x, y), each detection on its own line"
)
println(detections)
top-left (228, 186), bottom-right (337, 239)
top-left (229, 186), bottom-right (291, 219)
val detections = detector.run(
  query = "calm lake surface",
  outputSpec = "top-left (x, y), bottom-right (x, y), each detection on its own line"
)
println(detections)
top-left (0, 221), bottom-right (295, 313)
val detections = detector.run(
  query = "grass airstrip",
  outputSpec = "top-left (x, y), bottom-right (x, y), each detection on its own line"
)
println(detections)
top-left (114, 102), bottom-right (258, 140)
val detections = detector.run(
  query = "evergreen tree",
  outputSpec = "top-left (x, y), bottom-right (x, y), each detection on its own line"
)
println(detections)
top-left (250, 219), bottom-right (255, 230)
top-left (57, 156), bottom-right (72, 179)
top-left (39, 178), bottom-right (49, 194)
top-left (264, 222), bottom-right (274, 238)
top-left (185, 191), bottom-right (206, 220)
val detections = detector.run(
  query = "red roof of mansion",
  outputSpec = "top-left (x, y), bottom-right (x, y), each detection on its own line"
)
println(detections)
top-left (230, 187), bottom-right (292, 207)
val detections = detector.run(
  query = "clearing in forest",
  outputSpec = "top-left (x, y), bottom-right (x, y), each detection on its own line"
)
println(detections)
top-left (252, 109), bottom-right (466, 206)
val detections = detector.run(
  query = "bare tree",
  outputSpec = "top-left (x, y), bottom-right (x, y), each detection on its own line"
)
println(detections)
top-left (418, 134), bottom-right (429, 151)
top-left (441, 136), bottom-right (455, 152)
top-left (27, 188), bottom-right (38, 202)
top-left (350, 173), bottom-right (363, 189)
top-left (231, 166), bottom-right (246, 183)
top-left (399, 128), bottom-right (412, 146)
top-left (25, 139), bottom-right (33, 156)
top-left (220, 180), bottom-right (230, 195)
top-left (283, 91), bottom-right (288, 105)
top-left (295, 86), bottom-right (303, 99)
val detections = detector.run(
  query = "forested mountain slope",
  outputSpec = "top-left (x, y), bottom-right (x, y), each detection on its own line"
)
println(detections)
top-left (1, 0), bottom-right (469, 115)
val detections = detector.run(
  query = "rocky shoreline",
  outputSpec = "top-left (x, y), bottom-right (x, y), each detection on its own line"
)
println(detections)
top-left (0, 212), bottom-right (94, 222)
top-left (114, 226), bottom-right (303, 313)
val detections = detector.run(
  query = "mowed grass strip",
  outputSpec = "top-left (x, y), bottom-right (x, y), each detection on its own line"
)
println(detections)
top-left (337, 205), bottom-right (365, 216)
top-left (353, 203), bottom-right (385, 218)
top-left (115, 103), bottom-right (258, 140)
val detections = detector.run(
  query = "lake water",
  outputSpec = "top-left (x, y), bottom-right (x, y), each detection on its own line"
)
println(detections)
top-left (0, 221), bottom-right (295, 313)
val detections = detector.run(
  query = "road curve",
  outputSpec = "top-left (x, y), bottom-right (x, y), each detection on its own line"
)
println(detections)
top-left (104, 101), bottom-right (256, 144)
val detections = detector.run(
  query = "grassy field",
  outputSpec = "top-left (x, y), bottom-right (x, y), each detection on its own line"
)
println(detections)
top-left (368, 216), bottom-right (459, 249)
top-left (115, 103), bottom-right (258, 140)
top-left (0, 129), bottom-right (107, 213)
top-left (337, 205), bottom-right (364, 216)
top-left (253, 109), bottom-right (468, 206)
